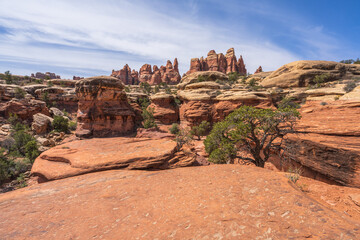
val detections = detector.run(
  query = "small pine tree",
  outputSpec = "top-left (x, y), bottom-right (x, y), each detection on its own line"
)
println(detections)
top-left (169, 123), bottom-right (180, 135)
top-left (190, 121), bottom-right (211, 140)
top-left (52, 116), bottom-right (69, 133)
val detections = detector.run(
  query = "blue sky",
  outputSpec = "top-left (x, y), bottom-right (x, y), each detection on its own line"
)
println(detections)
top-left (0, 0), bottom-right (359, 79)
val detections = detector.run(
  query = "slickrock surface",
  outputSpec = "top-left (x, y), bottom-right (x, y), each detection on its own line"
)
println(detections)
top-left (75, 76), bottom-right (135, 138)
top-left (280, 100), bottom-right (360, 187)
top-left (261, 60), bottom-right (360, 88)
top-left (1, 165), bottom-right (360, 239)
top-left (31, 137), bottom-right (183, 181)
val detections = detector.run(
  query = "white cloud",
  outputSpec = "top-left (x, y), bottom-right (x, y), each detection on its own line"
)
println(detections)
top-left (0, 0), bottom-right (302, 77)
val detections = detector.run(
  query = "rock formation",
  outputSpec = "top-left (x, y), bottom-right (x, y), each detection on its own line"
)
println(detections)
top-left (31, 72), bottom-right (60, 79)
top-left (35, 87), bottom-right (78, 113)
top-left (186, 48), bottom-right (247, 75)
top-left (148, 93), bottom-right (179, 124)
top-left (111, 58), bottom-right (180, 85)
top-left (111, 64), bottom-right (139, 85)
top-left (75, 76), bottom-right (135, 138)
top-left (254, 66), bottom-right (263, 74)
top-left (261, 60), bottom-right (360, 88)
top-left (3, 165), bottom-right (360, 239)
top-left (0, 99), bottom-right (50, 122)
top-left (73, 76), bottom-right (83, 80)
top-left (31, 137), bottom-right (197, 181)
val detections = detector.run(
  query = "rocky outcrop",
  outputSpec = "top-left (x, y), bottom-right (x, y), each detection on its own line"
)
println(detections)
top-left (75, 76), bottom-right (135, 138)
top-left (112, 58), bottom-right (180, 85)
top-left (148, 93), bottom-right (179, 124)
top-left (3, 165), bottom-right (360, 239)
top-left (177, 72), bottom-right (273, 126)
top-left (0, 99), bottom-right (49, 122)
top-left (254, 66), bottom-right (263, 74)
top-left (187, 48), bottom-right (247, 75)
top-left (31, 137), bottom-right (197, 181)
top-left (31, 113), bottom-right (53, 135)
top-left (261, 60), bottom-right (360, 88)
top-left (73, 76), bottom-right (83, 80)
top-left (46, 79), bottom-right (77, 88)
top-left (31, 72), bottom-right (60, 79)
top-left (111, 64), bottom-right (139, 85)
top-left (269, 100), bottom-right (360, 188)
top-left (35, 87), bottom-right (78, 113)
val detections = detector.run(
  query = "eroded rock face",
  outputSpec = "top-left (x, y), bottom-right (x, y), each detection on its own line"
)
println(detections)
top-left (187, 48), bottom-right (247, 75)
top-left (0, 99), bottom-right (50, 122)
top-left (3, 165), bottom-right (360, 239)
top-left (112, 59), bottom-right (180, 85)
top-left (255, 66), bottom-right (263, 74)
top-left (148, 93), bottom-right (179, 124)
top-left (261, 60), bottom-right (360, 88)
top-left (31, 137), bottom-right (196, 181)
top-left (35, 87), bottom-right (78, 113)
top-left (31, 113), bottom-right (53, 135)
top-left (75, 76), bottom-right (135, 138)
top-left (270, 100), bottom-right (360, 188)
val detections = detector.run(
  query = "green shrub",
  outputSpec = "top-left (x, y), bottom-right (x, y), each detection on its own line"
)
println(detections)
top-left (165, 87), bottom-right (172, 94)
top-left (137, 97), bottom-right (150, 109)
top-left (68, 121), bottom-right (77, 131)
top-left (0, 149), bottom-right (15, 184)
top-left (278, 97), bottom-right (300, 109)
top-left (25, 140), bottom-right (40, 162)
top-left (190, 121), bottom-right (211, 140)
top-left (124, 86), bottom-right (130, 92)
top-left (197, 75), bottom-right (208, 82)
top-left (311, 74), bottom-right (330, 88)
top-left (12, 130), bottom-right (33, 156)
top-left (142, 107), bottom-right (157, 129)
top-left (169, 123), bottom-right (180, 135)
top-left (154, 85), bottom-right (159, 93)
top-left (320, 101), bottom-right (328, 106)
top-left (4, 71), bottom-right (12, 84)
top-left (204, 106), bottom-right (300, 167)
top-left (42, 92), bottom-right (53, 108)
top-left (52, 116), bottom-right (69, 133)
top-left (343, 81), bottom-right (357, 93)
top-left (173, 127), bottom-right (193, 149)
top-left (140, 82), bottom-right (152, 95)
top-left (227, 72), bottom-right (240, 84)
top-left (14, 87), bottom-right (26, 99)
top-left (47, 81), bottom-right (54, 87)
top-left (286, 167), bottom-right (303, 183)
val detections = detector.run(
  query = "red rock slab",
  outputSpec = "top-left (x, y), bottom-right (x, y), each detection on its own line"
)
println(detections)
top-left (31, 137), bottom-right (177, 181)
top-left (1, 165), bottom-right (360, 239)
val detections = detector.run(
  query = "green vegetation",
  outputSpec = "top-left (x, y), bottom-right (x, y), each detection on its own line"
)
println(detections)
top-left (245, 78), bottom-right (261, 91)
top-left (340, 58), bottom-right (360, 64)
top-left (137, 97), bottom-right (150, 109)
top-left (68, 121), bottom-right (77, 131)
top-left (173, 126), bottom-right (193, 149)
top-left (142, 107), bottom-right (157, 129)
top-left (343, 80), bottom-right (357, 93)
top-left (311, 74), bottom-right (331, 88)
top-left (286, 167), bottom-right (303, 183)
top-left (197, 75), bottom-right (209, 82)
top-left (278, 97), bottom-right (300, 109)
top-left (124, 86), bottom-right (130, 92)
top-left (14, 87), bottom-right (26, 99)
top-left (227, 72), bottom-right (240, 84)
top-left (169, 123), bottom-right (180, 135)
top-left (140, 82), bottom-right (152, 95)
top-left (190, 121), bottom-right (211, 140)
top-left (4, 71), bottom-right (13, 84)
top-left (52, 116), bottom-right (69, 133)
top-left (47, 81), bottom-right (54, 87)
top-left (154, 85), bottom-right (159, 93)
top-left (204, 106), bottom-right (300, 167)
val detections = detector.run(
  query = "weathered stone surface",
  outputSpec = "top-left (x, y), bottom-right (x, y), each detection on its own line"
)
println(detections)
top-left (187, 48), bottom-right (247, 75)
top-left (111, 64), bottom-right (139, 85)
top-left (254, 66), bottom-right (263, 74)
top-left (0, 99), bottom-right (49, 121)
top-left (46, 79), bottom-right (76, 87)
top-left (31, 113), bottom-right (53, 135)
top-left (340, 85), bottom-right (360, 101)
top-left (35, 87), bottom-right (78, 113)
top-left (30, 137), bottom-right (186, 181)
top-left (178, 71), bottom-right (228, 90)
top-left (148, 93), bottom-right (179, 124)
top-left (261, 60), bottom-right (360, 88)
top-left (2, 165), bottom-right (360, 239)
top-left (0, 84), bottom-right (21, 100)
top-left (22, 84), bottom-right (48, 96)
top-left (75, 76), bottom-right (135, 138)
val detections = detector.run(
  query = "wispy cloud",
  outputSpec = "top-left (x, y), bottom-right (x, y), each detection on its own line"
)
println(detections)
top-left (0, 0), bottom-right (347, 78)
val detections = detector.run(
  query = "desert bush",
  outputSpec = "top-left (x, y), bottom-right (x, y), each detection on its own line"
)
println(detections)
top-left (4, 71), bottom-right (12, 84)
top-left (227, 72), bottom-right (240, 84)
top-left (343, 81), bottom-right (357, 93)
top-left (190, 121), bottom-right (211, 140)
top-left (142, 107), bottom-right (157, 129)
top-left (311, 74), bottom-right (330, 88)
top-left (140, 82), bottom-right (152, 95)
top-left (286, 167), bottom-right (303, 183)
top-left (52, 116), bottom-right (69, 133)
top-left (278, 97), bottom-right (300, 109)
top-left (137, 97), bottom-right (150, 109)
top-left (68, 121), bottom-right (77, 131)
top-left (24, 140), bottom-right (40, 162)
top-left (204, 106), bottom-right (300, 167)
top-left (124, 86), bottom-right (130, 92)
top-left (169, 123), bottom-right (180, 135)
top-left (173, 126), bottom-right (193, 149)
top-left (14, 87), bottom-right (26, 99)
top-left (320, 101), bottom-right (328, 106)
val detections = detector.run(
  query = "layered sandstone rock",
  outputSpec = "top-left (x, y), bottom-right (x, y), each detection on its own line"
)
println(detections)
top-left (148, 93), bottom-right (179, 124)
top-left (111, 64), bottom-right (139, 85)
top-left (261, 60), bottom-right (360, 88)
top-left (0, 99), bottom-right (49, 121)
top-left (31, 137), bottom-right (197, 181)
top-left (35, 87), bottom-right (78, 113)
top-left (254, 66), bottom-right (263, 74)
top-left (178, 71), bottom-right (228, 90)
top-left (270, 100), bottom-right (360, 188)
top-left (46, 79), bottom-right (77, 88)
top-left (186, 48), bottom-right (247, 75)
top-left (31, 113), bottom-right (53, 135)
top-left (112, 58), bottom-right (180, 85)
top-left (75, 76), bottom-right (135, 138)
top-left (3, 165), bottom-right (360, 239)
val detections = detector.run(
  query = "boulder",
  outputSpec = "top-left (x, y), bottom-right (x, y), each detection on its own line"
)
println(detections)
top-left (31, 113), bottom-right (53, 135)
top-left (148, 93), bottom-right (179, 124)
top-left (0, 84), bottom-right (20, 100)
top-left (31, 137), bottom-right (196, 181)
top-left (178, 71), bottom-right (228, 90)
top-left (49, 107), bottom-right (64, 117)
top-left (2, 165), bottom-right (360, 239)
top-left (261, 60), bottom-right (360, 88)
top-left (75, 76), bottom-right (135, 138)
top-left (0, 99), bottom-right (50, 122)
